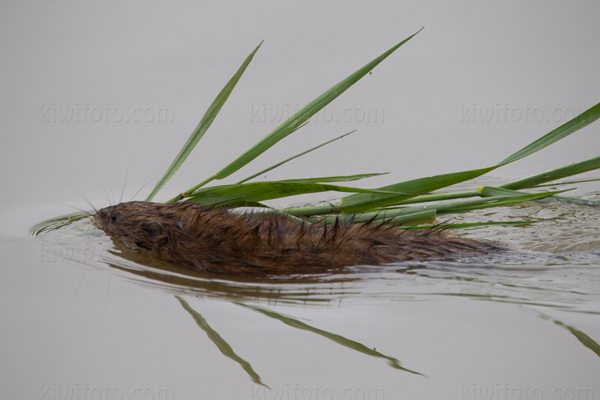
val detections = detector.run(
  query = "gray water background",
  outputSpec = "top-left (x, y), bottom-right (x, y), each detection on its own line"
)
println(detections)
top-left (1, 1), bottom-right (600, 399)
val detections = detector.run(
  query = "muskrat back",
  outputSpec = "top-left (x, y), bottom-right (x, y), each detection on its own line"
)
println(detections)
top-left (93, 201), bottom-right (501, 274)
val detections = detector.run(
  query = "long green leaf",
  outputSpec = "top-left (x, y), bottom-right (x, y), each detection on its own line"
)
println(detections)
top-left (398, 190), bottom-right (566, 214)
top-left (478, 186), bottom-right (532, 197)
top-left (339, 166), bottom-right (497, 213)
top-left (170, 29), bottom-right (423, 203)
top-left (237, 131), bottom-right (355, 184)
top-left (499, 102), bottom-right (600, 165)
top-left (284, 153), bottom-right (600, 216)
top-left (213, 30), bottom-right (421, 180)
top-left (439, 190), bottom-right (568, 214)
top-left (389, 210), bottom-right (438, 225)
top-left (405, 220), bottom-right (540, 230)
top-left (312, 193), bottom-right (529, 224)
top-left (479, 185), bottom-right (599, 207)
top-left (500, 155), bottom-right (600, 190)
top-left (145, 42), bottom-right (263, 201)
top-left (288, 151), bottom-right (600, 215)
top-left (337, 102), bottom-right (600, 214)
top-left (188, 181), bottom-right (412, 206)
top-left (313, 208), bottom-right (437, 225)
top-left (534, 177), bottom-right (600, 187)
top-left (276, 172), bottom-right (387, 183)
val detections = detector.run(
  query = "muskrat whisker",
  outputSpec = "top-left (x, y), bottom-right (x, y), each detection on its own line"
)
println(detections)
top-left (56, 202), bottom-right (94, 217)
top-left (119, 162), bottom-right (130, 204)
top-left (68, 184), bottom-right (97, 213)
top-left (129, 177), bottom-right (156, 202)
top-left (101, 183), bottom-right (112, 206)
top-left (108, 184), bottom-right (115, 206)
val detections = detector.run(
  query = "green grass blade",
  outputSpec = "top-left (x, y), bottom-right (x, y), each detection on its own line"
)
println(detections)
top-left (313, 193), bottom-right (530, 224)
top-left (389, 210), bottom-right (438, 225)
top-left (381, 194), bottom-right (532, 215)
top-left (237, 130), bottom-right (355, 184)
top-left (207, 30), bottom-right (422, 182)
top-left (283, 189), bottom-right (483, 217)
top-left (478, 186), bottom-right (531, 197)
top-left (286, 153), bottom-right (600, 217)
top-left (440, 190), bottom-right (568, 214)
top-left (333, 190), bottom-right (564, 224)
top-left (313, 208), bottom-right (437, 225)
top-left (312, 207), bottom-right (425, 224)
top-left (498, 102), bottom-right (600, 165)
top-left (406, 220), bottom-right (540, 230)
top-left (336, 156), bottom-right (596, 215)
top-left (339, 166), bottom-right (497, 213)
top-left (479, 185), bottom-right (600, 207)
top-left (145, 42), bottom-right (263, 202)
top-left (500, 155), bottom-right (600, 190)
top-left (277, 172), bottom-right (387, 183)
top-left (188, 181), bottom-right (409, 206)
top-left (283, 203), bottom-right (341, 217)
top-left (209, 200), bottom-right (269, 209)
top-left (338, 104), bottom-right (600, 214)
top-left (534, 177), bottom-right (600, 187)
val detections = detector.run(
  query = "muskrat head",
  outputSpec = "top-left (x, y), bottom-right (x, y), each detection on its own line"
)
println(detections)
top-left (92, 201), bottom-right (171, 250)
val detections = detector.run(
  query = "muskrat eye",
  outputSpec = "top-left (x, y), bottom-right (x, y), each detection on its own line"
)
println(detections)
top-left (110, 213), bottom-right (118, 223)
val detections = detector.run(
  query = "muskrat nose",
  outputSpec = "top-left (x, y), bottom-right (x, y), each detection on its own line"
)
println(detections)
top-left (92, 208), bottom-right (111, 228)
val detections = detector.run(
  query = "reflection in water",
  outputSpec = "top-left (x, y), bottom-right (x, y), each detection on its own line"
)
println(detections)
top-left (175, 295), bottom-right (422, 385)
top-left (177, 296), bottom-right (267, 387)
top-left (538, 313), bottom-right (600, 359)
top-left (29, 211), bottom-right (91, 236)
top-left (32, 217), bottom-right (426, 383)
top-left (30, 206), bottom-right (600, 384)
top-left (237, 302), bottom-right (423, 376)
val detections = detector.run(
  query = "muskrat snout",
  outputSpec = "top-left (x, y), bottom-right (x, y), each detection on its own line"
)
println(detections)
top-left (92, 206), bottom-right (125, 236)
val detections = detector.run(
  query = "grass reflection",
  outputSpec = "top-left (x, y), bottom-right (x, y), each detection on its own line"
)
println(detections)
top-left (177, 296), bottom-right (267, 387)
top-left (237, 302), bottom-right (423, 376)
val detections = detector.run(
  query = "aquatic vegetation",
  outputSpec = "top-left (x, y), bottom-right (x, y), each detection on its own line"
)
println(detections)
top-left (144, 29), bottom-right (600, 226)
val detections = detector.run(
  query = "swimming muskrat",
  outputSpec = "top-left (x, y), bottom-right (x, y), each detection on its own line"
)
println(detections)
top-left (93, 201), bottom-right (501, 274)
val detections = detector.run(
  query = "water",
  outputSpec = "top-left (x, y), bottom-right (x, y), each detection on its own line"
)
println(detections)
top-left (2, 1), bottom-right (600, 399)
top-left (14, 187), bottom-right (600, 399)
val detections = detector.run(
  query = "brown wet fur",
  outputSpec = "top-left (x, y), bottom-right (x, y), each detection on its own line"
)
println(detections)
top-left (93, 201), bottom-right (501, 274)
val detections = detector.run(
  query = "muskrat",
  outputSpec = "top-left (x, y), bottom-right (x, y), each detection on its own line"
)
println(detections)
top-left (93, 201), bottom-right (501, 274)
